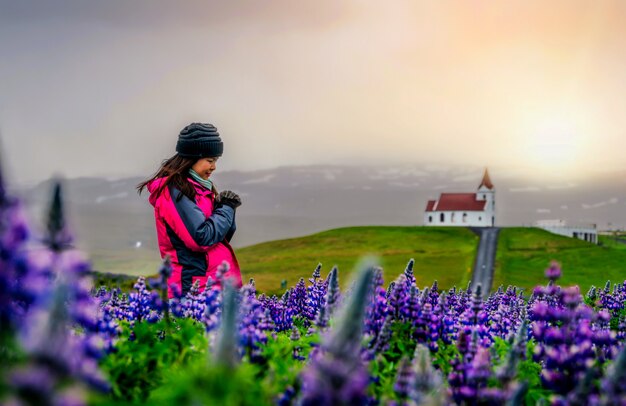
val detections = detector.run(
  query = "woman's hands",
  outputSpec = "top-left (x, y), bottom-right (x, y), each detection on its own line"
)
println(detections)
top-left (217, 190), bottom-right (242, 209)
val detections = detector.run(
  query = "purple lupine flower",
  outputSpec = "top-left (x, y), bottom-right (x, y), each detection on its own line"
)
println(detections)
top-left (412, 288), bottom-right (428, 343)
top-left (368, 315), bottom-right (393, 356)
top-left (526, 263), bottom-right (619, 402)
top-left (7, 366), bottom-right (57, 405)
top-left (486, 285), bottom-right (526, 341)
top-left (403, 259), bottom-right (416, 289)
top-left (299, 260), bottom-right (376, 406)
top-left (424, 302), bottom-right (442, 352)
top-left (448, 330), bottom-right (476, 403)
top-left (213, 281), bottom-right (239, 368)
top-left (290, 325), bottom-right (301, 341)
top-left (290, 326), bottom-right (306, 361)
top-left (182, 280), bottom-right (206, 321)
top-left (148, 255), bottom-right (172, 321)
top-left (239, 283), bottom-right (274, 361)
top-left (545, 261), bottom-right (562, 282)
top-left (18, 264), bottom-right (109, 396)
top-left (288, 277), bottom-right (309, 322)
top-left (407, 285), bottom-right (422, 323)
top-left (385, 281), bottom-right (396, 300)
top-left (305, 264), bottom-right (327, 324)
top-left (586, 285), bottom-right (597, 303)
top-left (11, 181), bottom-right (109, 400)
top-left (259, 293), bottom-right (292, 333)
top-left (201, 278), bottom-right (222, 333)
top-left (492, 319), bottom-right (529, 403)
top-left (95, 300), bottom-right (119, 353)
top-left (599, 345), bottom-right (626, 405)
top-left (127, 277), bottom-right (154, 322)
top-left (312, 263), bottom-right (322, 280)
top-left (456, 284), bottom-right (490, 349)
top-left (247, 277), bottom-right (257, 296)
top-left (388, 274), bottom-right (408, 321)
top-left (393, 356), bottom-right (414, 400)
top-left (325, 262), bottom-right (375, 359)
top-left (425, 280), bottom-right (440, 308)
top-left (438, 292), bottom-right (457, 345)
top-left (470, 285), bottom-right (483, 325)
top-left (0, 175), bottom-right (45, 338)
top-left (313, 302), bottom-right (329, 331)
top-left (325, 266), bottom-right (340, 317)
top-left (277, 386), bottom-right (296, 406)
top-left (364, 266), bottom-right (388, 337)
top-left (410, 344), bottom-right (445, 405)
top-left (464, 346), bottom-right (508, 404)
top-left (566, 365), bottom-right (601, 406)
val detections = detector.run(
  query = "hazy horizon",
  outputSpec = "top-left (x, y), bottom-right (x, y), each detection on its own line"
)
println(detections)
top-left (2, 1), bottom-right (626, 185)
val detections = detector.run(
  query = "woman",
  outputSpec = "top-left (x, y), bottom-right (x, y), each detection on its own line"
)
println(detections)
top-left (137, 122), bottom-right (243, 298)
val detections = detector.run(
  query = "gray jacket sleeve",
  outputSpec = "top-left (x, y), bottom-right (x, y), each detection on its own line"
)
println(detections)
top-left (169, 186), bottom-right (235, 247)
top-left (225, 217), bottom-right (236, 243)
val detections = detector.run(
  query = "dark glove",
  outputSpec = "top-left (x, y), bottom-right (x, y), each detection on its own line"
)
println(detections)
top-left (217, 190), bottom-right (242, 209)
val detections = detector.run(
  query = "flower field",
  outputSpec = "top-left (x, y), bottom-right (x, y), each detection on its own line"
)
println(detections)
top-left (1, 180), bottom-right (626, 405)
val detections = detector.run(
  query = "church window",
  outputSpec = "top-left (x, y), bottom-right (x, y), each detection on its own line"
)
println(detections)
top-left (440, 213), bottom-right (445, 222)
top-left (463, 213), bottom-right (467, 223)
top-left (451, 213), bottom-right (455, 223)
top-left (479, 216), bottom-right (482, 221)
top-left (428, 216), bottom-right (432, 223)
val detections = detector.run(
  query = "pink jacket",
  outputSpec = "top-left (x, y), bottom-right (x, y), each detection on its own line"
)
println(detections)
top-left (147, 177), bottom-right (242, 298)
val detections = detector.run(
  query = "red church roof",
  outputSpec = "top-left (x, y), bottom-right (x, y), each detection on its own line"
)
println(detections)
top-left (425, 193), bottom-right (486, 212)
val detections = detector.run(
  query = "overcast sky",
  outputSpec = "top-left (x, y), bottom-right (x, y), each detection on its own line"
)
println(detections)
top-left (2, 1), bottom-right (626, 185)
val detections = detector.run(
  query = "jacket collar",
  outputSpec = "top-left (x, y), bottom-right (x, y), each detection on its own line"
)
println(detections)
top-left (188, 177), bottom-right (214, 197)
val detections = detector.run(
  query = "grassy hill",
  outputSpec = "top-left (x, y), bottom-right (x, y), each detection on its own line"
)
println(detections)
top-left (238, 226), bottom-right (626, 295)
top-left (89, 225), bottom-right (626, 295)
top-left (598, 234), bottom-right (626, 251)
top-left (492, 228), bottom-right (626, 292)
top-left (237, 226), bottom-right (479, 295)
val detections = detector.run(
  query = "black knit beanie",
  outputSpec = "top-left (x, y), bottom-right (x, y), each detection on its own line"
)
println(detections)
top-left (176, 123), bottom-right (224, 158)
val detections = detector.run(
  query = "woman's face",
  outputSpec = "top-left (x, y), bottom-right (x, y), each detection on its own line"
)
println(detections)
top-left (192, 157), bottom-right (219, 180)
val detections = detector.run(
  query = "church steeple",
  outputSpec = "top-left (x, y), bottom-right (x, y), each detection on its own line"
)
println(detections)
top-left (478, 168), bottom-right (494, 190)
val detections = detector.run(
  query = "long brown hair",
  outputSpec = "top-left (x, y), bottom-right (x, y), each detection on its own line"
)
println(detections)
top-left (136, 153), bottom-right (218, 202)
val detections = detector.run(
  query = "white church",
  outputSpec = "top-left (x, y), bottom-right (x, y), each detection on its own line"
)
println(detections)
top-left (424, 169), bottom-right (496, 227)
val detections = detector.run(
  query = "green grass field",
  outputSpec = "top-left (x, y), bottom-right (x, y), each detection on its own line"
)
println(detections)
top-left (89, 226), bottom-right (626, 296)
top-left (89, 248), bottom-right (162, 276)
top-left (493, 228), bottom-right (626, 292)
top-left (598, 235), bottom-right (626, 251)
top-left (237, 226), bottom-right (478, 295)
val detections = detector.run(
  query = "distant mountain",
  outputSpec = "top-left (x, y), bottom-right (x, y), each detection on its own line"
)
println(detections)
top-left (16, 164), bottom-right (626, 260)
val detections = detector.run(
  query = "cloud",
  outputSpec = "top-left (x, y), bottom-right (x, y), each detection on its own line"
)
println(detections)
top-left (509, 186), bottom-right (541, 193)
top-left (546, 183), bottom-right (578, 190)
top-left (452, 174), bottom-right (480, 182)
top-left (389, 181), bottom-right (421, 188)
top-left (581, 198), bottom-right (618, 209)
top-left (4, 1), bottom-right (626, 185)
